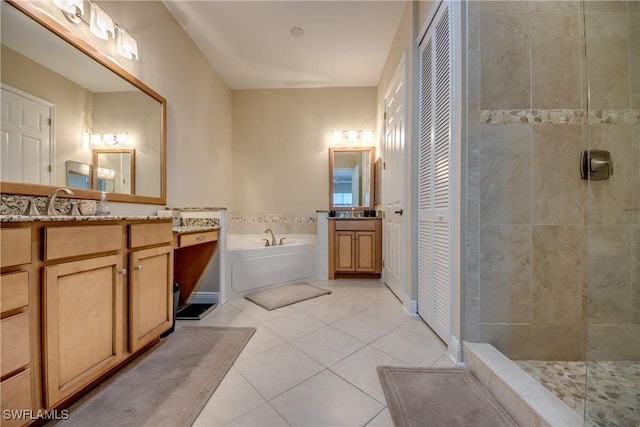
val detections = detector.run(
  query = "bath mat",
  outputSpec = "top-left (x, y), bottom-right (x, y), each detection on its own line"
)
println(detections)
top-left (377, 366), bottom-right (518, 427)
top-left (57, 326), bottom-right (255, 427)
top-left (245, 282), bottom-right (332, 310)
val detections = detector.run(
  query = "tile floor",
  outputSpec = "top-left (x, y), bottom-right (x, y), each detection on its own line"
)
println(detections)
top-left (176, 278), bottom-right (453, 427)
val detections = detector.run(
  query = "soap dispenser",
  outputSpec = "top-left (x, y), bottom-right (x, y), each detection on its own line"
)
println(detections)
top-left (96, 192), bottom-right (111, 216)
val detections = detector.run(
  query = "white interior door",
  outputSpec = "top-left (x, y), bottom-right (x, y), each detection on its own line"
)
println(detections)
top-left (417, 2), bottom-right (453, 344)
top-left (1, 85), bottom-right (54, 184)
top-left (382, 59), bottom-right (405, 300)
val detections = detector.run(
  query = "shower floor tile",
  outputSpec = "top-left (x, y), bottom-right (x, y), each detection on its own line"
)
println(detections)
top-left (515, 360), bottom-right (640, 427)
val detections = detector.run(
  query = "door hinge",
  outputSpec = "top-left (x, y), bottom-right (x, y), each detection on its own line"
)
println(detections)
top-left (384, 112), bottom-right (387, 120)
top-left (47, 118), bottom-right (52, 126)
top-left (383, 162), bottom-right (386, 170)
top-left (382, 260), bottom-right (385, 268)
top-left (47, 165), bottom-right (52, 172)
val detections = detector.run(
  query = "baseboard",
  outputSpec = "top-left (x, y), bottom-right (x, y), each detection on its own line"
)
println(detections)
top-left (448, 334), bottom-right (463, 366)
top-left (407, 299), bottom-right (417, 315)
top-left (189, 291), bottom-right (219, 305)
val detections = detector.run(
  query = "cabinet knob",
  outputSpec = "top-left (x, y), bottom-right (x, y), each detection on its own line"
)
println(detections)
top-left (135, 265), bottom-right (143, 271)
top-left (196, 235), bottom-right (206, 241)
top-left (118, 268), bottom-right (127, 275)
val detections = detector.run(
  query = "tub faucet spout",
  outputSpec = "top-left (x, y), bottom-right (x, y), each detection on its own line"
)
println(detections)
top-left (264, 229), bottom-right (277, 247)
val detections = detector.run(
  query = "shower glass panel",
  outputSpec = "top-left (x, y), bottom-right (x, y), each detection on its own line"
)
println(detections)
top-left (584, 2), bottom-right (639, 426)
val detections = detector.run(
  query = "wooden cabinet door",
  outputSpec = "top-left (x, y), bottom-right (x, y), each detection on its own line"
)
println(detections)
top-left (355, 231), bottom-right (376, 273)
top-left (335, 231), bottom-right (355, 272)
top-left (129, 246), bottom-right (173, 353)
top-left (43, 255), bottom-right (124, 408)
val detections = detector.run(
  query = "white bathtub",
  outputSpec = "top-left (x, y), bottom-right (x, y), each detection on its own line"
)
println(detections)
top-left (225, 234), bottom-right (317, 300)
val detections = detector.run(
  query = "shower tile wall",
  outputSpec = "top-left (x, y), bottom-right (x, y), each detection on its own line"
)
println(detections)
top-left (465, 1), bottom-right (639, 361)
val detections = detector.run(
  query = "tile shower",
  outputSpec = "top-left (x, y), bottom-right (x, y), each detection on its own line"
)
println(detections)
top-left (463, 1), bottom-right (639, 426)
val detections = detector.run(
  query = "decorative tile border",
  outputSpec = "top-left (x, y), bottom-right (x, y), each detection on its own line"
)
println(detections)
top-left (1, 194), bottom-right (75, 216)
top-left (228, 213), bottom-right (317, 235)
top-left (228, 213), bottom-right (316, 225)
top-left (481, 109), bottom-right (640, 125)
top-left (181, 217), bottom-right (219, 227)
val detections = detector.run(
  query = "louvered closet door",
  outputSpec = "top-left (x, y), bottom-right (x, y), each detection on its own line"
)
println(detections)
top-left (417, 1), bottom-right (452, 344)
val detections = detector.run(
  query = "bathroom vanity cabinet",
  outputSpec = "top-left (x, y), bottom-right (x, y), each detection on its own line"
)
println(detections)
top-left (0, 218), bottom-right (173, 423)
top-left (328, 218), bottom-right (382, 279)
top-left (1, 228), bottom-right (35, 427)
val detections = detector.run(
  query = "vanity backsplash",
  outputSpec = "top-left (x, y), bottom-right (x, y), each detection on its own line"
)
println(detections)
top-left (1, 194), bottom-right (78, 216)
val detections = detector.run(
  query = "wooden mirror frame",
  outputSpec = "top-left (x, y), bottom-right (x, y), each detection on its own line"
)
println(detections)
top-left (1, 1), bottom-right (166, 205)
top-left (92, 149), bottom-right (136, 195)
top-left (328, 146), bottom-right (375, 210)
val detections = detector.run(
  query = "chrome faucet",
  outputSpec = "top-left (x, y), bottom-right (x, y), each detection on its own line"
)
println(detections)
top-left (264, 228), bottom-right (277, 247)
top-left (46, 188), bottom-right (74, 216)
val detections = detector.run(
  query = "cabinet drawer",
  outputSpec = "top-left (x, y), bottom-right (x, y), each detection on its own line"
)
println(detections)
top-left (1, 271), bottom-right (29, 313)
top-left (129, 222), bottom-right (173, 248)
top-left (44, 225), bottom-right (122, 261)
top-left (1, 312), bottom-right (30, 377)
top-left (334, 220), bottom-right (377, 231)
top-left (0, 369), bottom-right (33, 427)
top-left (0, 228), bottom-right (31, 268)
top-left (177, 230), bottom-right (219, 248)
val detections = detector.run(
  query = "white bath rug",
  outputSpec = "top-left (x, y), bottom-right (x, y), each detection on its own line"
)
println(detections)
top-left (244, 282), bottom-right (332, 310)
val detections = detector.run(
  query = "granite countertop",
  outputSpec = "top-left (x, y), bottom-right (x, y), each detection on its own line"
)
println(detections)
top-left (172, 225), bottom-right (221, 234)
top-left (0, 215), bottom-right (168, 223)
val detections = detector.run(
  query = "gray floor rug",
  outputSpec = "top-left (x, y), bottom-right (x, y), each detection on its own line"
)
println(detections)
top-left (58, 326), bottom-right (255, 427)
top-left (377, 366), bottom-right (518, 427)
top-left (244, 282), bottom-right (332, 310)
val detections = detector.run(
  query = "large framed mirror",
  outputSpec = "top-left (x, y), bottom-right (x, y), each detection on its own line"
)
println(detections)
top-left (0, 1), bottom-right (166, 204)
top-left (329, 147), bottom-right (375, 210)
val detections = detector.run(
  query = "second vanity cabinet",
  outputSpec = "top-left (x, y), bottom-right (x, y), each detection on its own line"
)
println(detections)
top-left (1, 218), bottom-right (174, 417)
top-left (329, 218), bottom-right (382, 279)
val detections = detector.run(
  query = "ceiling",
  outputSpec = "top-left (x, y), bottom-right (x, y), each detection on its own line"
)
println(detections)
top-left (162, 1), bottom-right (408, 90)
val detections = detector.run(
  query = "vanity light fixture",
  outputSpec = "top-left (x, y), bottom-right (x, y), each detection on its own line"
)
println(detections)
top-left (87, 132), bottom-right (129, 147)
top-left (89, 2), bottom-right (114, 40)
top-left (331, 130), bottom-right (375, 145)
top-left (116, 26), bottom-right (138, 60)
top-left (52, 0), bottom-right (83, 18)
top-left (51, 0), bottom-right (139, 60)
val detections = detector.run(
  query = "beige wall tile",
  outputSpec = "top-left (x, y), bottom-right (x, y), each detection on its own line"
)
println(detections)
top-left (468, 50), bottom-right (481, 150)
top-left (585, 12), bottom-right (631, 110)
top-left (632, 225), bottom-right (640, 324)
top-left (466, 247), bottom-right (480, 298)
top-left (466, 198), bottom-right (480, 248)
top-left (479, 323), bottom-right (531, 359)
top-left (465, 297), bottom-right (481, 342)
top-left (529, 325), bottom-right (586, 360)
top-left (584, 1), bottom-right (629, 12)
top-left (481, 1), bottom-right (529, 12)
top-left (529, 1), bottom-right (582, 12)
top-left (630, 11), bottom-right (640, 108)
top-left (480, 125), bottom-right (531, 224)
top-left (589, 225), bottom-right (633, 324)
top-left (480, 12), bottom-right (531, 110)
top-left (532, 225), bottom-right (587, 325)
top-left (587, 325), bottom-right (640, 360)
top-left (467, 148), bottom-right (480, 199)
top-left (589, 124), bottom-right (633, 224)
top-left (532, 125), bottom-right (587, 224)
top-left (480, 225), bottom-right (531, 323)
top-left (531, 12), bottom-right (583, 109)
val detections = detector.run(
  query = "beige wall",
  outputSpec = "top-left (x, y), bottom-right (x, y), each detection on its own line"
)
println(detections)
top-left (231, 87), bottom-right (377, 213)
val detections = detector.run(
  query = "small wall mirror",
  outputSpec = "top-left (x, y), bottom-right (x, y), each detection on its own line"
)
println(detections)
top-left (93, 149), bottom-right (135, 195)
top-left (329, 147), bottom-right (375, 210)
